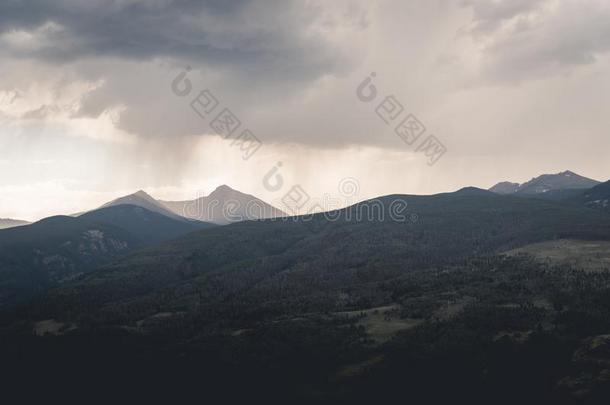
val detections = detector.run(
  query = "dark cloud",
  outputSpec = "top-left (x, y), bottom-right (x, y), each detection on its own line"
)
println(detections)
top-left (4, 0), bottom-right (610, 154)
top-left (0, 0), bottom-right (352, 81)
top-left (0, 0), bottom-right (370, 144)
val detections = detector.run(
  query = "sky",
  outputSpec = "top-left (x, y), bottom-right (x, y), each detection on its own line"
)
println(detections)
top-left (1, 0), bottom-right (610, 221)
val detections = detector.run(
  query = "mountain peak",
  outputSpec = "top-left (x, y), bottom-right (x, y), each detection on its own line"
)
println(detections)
top-left (161, 185), bottom-right (285, 225)
top-left (213, 184), bottom-right (234, 192)
top-left (454, 187), bottom-right (496, 196)
top-left (209, 184), bottom-right (238, 198)
top-left (98, 190), bottom-right (185, 221)
top-left (133, 189), bottom-right (153, 198)
top-left (489, 181), bottom-right (520, 195)
top-left (489, 170), bottom-right (600, 195)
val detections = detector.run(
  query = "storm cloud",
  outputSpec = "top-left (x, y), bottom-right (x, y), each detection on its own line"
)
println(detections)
top-left (0, 0), bottom-right (358, 80)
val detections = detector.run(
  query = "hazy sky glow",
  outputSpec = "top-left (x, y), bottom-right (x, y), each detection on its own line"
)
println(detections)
top-left (1, 0), bottom-right (610, 221)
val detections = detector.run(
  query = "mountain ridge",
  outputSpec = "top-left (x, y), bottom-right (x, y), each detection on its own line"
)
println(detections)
top-left (572, 179), bottom-right (610, 211)
top-left (98, 190), bottom-right (185, 221)
top-left (0, 218), bottom-right (30, 230)
top-left (23, 188), bottom-right (610, 326)
top-left (0, 204), bottom-right (216, 307)
top-left (489, 170), bottom-right (601, 195)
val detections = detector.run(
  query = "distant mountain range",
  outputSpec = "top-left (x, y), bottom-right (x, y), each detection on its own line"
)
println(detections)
top-left (1, 175), bottom-right (609, 308)
top-left (160, 184), bottom-right (286, 225)
top-left (0, 218), bottom-right (30, 230)
top-left (83, 185), bottom-right (285, 225)
top-left (489, 170), bottom-right (601, 195)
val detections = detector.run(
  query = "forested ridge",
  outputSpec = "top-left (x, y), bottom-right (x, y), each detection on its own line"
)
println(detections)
top-left (2, 192), bottom-right (610, 403)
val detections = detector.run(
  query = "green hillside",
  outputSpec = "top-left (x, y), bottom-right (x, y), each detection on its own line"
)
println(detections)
top-left (3, 191), bottom-right (610, 403)
top-left (0, 205), bottom-right (215, 307)
top-left (21, 191), bottom-right (610, 325)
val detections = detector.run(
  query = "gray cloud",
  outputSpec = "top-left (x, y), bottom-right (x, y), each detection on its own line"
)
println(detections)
top-left (462, 0), bottom-right (546, 34)
top-left (2, 0), bottom-right (610, 156)
top-left (0, 0), bottom-right (355, 83)
top-left (0, 0), bottom-right (372, 145)
top-left (462, 0), bottom-right (610, 83)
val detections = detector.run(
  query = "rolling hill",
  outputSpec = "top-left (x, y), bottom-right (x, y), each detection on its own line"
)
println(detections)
top-left (0, 204), bottom-right (215, 307)
top-left (23, 190), bottom-right (610, 325)
top-left (80, 204), bottom-right (215, 244)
